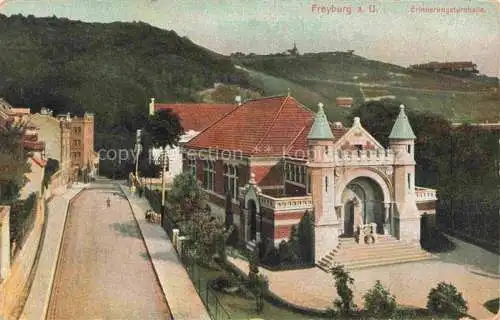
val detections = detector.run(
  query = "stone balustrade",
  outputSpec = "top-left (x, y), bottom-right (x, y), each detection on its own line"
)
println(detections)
top-left (415, 187), bottom-right (438, 202)
top-left (258, 193), bottom-right (313, 211)
top-left (334, 149), bottom-right (395, 166)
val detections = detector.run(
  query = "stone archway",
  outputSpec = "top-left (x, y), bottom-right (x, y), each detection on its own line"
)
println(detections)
top-left (240, 176), bottom-right (261, 243)
top-left (342, 177), bottom-right (385, 235)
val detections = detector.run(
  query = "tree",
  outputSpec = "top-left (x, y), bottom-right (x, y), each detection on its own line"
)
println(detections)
top-left (248, 248), bottom-right (268, 313)
top-left (167, 172), bottom-right (206, 223)
top-left (146, 109), bottom-right (184, 148)
top-left (330, 264), bottom-right (356, 316)
top-left (0, 122), bottom-right (30, 202)
top-left (427, 282), bottom-right (468, 318)
top-left (363, 280), bottom-right (396, 318)
top-left (297, 210), bottom-right (315, 262)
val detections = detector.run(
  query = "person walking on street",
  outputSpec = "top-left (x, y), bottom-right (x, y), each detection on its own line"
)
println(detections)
top-left (106, 197), bottom-right (111, 208)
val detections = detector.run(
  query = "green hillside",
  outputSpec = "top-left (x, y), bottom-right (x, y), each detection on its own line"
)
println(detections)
top-left (233, 54), bottom-right (499, 122)
top-left (0, 14), bottom-right (253, 162)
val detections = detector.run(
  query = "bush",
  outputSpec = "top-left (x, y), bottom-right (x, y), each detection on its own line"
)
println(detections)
top-left (427, 282), bottom-right (468, 318)
top-left (330, 264), bottom-right (356, 316)
top-left (363, 280), bottom-right (396, 318)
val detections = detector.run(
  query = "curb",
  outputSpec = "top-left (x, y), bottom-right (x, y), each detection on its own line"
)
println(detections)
top-left (43, 187), bottom-right (86, 319)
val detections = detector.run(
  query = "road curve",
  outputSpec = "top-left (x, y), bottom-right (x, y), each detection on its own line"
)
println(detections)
top-left (47, 183), bottom-right (171, 320)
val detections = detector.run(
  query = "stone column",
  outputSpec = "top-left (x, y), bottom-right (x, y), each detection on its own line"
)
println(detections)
top-left (383, 202), bottom-right (391, 235)
top-left (335, 205), bottom-right (344, 234)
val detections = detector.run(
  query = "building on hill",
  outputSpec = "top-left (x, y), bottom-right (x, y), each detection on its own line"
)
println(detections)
top-left (410, 61), bottom-right (478, 74)
top-left (336, 97), bottom-right (353, 108)
top-left (180, 95), bottom-right (437, 261)
top-left (286, 42), bottom-right (299, 56)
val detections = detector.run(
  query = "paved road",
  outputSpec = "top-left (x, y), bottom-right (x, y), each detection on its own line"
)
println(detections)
top-left (46, 183), bottom-right (171, 320)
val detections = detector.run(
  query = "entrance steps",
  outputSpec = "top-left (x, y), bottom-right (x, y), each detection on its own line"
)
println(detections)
top-left (317, 235), bottom-right (437, 271)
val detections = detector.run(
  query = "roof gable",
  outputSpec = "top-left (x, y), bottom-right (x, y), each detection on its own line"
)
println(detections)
top-left (334, 117), bottom-right (384, 150)
top-left (185, 96), bottom-right (314, 156)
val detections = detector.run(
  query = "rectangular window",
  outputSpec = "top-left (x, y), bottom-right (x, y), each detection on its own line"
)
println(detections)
top-left (407, 145), bottom-right (412, 154)
top-left (325, 176), bottom-right (328, 192)
top-left (224, 164), bottom-right (239, 200)
top-left (188, 158), bottom-right (196, 177)
top-left (307, 174), bottom-right (311, 194)
top-left (407, 173), bottom-right (411, 191)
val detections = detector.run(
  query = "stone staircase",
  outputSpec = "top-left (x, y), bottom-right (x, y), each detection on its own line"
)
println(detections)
top-left (317, 235), bottom-right (437, 271)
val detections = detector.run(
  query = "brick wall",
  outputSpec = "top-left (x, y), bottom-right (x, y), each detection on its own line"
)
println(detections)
top-left (274, 225), bottom-right (293, 240)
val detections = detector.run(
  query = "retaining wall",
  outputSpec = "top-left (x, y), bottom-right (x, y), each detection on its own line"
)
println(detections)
top-left (0, 197), bottom-right (44, 320)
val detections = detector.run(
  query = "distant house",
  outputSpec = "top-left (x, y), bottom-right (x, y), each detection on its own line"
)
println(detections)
top-left (336, 97), bottom-right (353, 108)
top-left (286, 42), bottom-right (299, 56)
top-left (410, 61), bottom-right (478, 73)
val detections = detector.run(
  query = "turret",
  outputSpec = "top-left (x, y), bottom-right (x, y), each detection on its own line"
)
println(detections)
top-left (389, 104), bottom-right (416, 164)
top-left (307, 102), bottom-right (334, 163)
top-left (307, 102), bottom-right (336, 228)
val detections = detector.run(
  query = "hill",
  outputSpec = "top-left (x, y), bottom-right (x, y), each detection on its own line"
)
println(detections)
top-left (232, 53), bottom-right (499, 122)
top-left (0, 13), bottom-right (254, 167)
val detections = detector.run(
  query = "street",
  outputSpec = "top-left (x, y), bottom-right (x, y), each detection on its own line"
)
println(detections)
top-left (46, 182), bottom-right (171, 320)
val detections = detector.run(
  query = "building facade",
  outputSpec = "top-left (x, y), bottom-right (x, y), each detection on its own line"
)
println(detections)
top-left (67, 112), bottom-right (96, 181)
top-left (182, 95), bottom-right (437, 261)
top-left (148, 98), bottom-right (236, 183)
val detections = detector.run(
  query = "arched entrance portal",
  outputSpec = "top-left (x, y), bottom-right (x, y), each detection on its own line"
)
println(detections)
top-left (342, 177), bottom-right (385, 236)
top-left (248, 199), bottom-right (257, 241)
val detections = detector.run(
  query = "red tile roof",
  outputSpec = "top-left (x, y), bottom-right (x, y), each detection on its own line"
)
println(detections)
top-left (154, 103), bottom-right (236, 132)
top-left (23, 139), bottom-right (45, 151)
top-left (32, 156), bottom-right (47, 167)
top-left (185, 96), bottom-right (349, 157)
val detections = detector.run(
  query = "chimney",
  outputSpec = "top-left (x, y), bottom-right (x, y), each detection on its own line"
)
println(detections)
top-left (235, 95), bottom-right (242, 106)
top-left (149, 97), bottom-right (155, 116)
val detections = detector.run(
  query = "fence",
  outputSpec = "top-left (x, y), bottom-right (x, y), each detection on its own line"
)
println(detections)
top-left (9, 192), bottom-right (39, 258)
top-left (437, 198), bottom-right (500, 253)
top-left (179, 242), bottom-right (231, 320)
top-left (139, 188), bottom-right (231, 320)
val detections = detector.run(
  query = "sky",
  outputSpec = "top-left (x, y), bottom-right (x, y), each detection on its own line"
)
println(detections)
top-left (1, 0), bottom-right (499, 76)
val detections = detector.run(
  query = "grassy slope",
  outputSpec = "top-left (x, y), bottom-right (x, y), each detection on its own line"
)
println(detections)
top-left (0, 14), bottom-right (251, 151)
top-left (234, 54), bottom-right (499, 122)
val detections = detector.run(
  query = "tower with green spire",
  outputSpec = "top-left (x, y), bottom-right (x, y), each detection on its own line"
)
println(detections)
top-left (307, 102), bottom-right (337, 257)
top-left (389, 104), bottom-right (420, 241)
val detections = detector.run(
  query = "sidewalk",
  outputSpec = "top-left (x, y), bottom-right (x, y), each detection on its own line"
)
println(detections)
top-left (21, 184), bottom-right (88, 320)
top-left (119, 185), bottom-right (211, 320)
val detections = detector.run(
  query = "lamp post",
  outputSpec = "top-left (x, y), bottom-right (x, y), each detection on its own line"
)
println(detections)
top-left (159, 147), bottom-right (169, 226)
top-left (161, 147), bottom-right (169, 207)
top-left (134, 129), bottom-right (142, 180)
